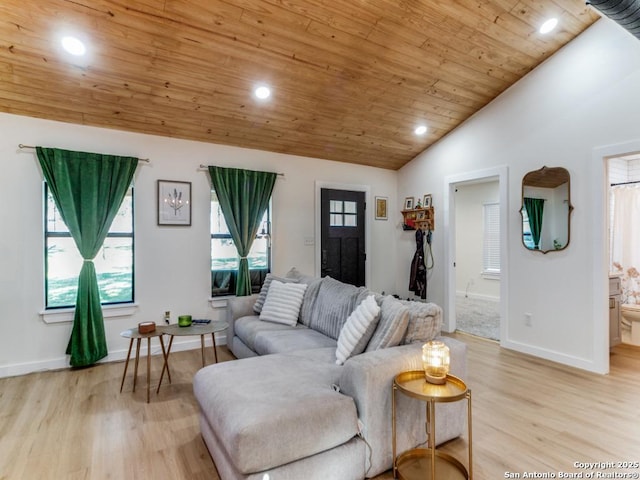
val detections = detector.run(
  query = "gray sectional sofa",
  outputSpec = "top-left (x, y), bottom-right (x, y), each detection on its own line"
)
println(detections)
top-left (193, 271), bottom-right (468, 480)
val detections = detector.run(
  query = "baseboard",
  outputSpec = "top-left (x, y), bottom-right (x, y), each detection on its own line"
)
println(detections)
top-left (0, 333), bottom-right (227, 379)
top-left (501, 338), bottom-right (606, 374)
top-left (456, 291), bottom-right (500, 302)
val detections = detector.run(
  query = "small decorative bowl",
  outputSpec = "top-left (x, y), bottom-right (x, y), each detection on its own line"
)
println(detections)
top-left (178, 315), bottom-right (192, 327)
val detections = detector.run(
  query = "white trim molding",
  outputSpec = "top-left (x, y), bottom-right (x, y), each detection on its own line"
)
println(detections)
top-left (40, 302), bottom-right (139, 324)
top-left (444, 166), bottom-right (509, 343)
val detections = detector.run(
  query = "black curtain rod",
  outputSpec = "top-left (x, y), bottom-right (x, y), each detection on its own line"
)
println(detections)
top-left (611, 180), bottom-right (640, 186)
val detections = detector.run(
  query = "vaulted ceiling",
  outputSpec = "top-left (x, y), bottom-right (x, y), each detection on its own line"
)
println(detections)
top-left (0, 1), bottom-right (600, 170)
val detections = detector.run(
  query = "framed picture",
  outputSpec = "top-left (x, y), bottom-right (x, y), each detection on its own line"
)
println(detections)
top-left (404, 196), bottom-right (414, 210)
top-left (158, 180), bottom-right (191, 226)
top-left (423, 194), bottom-right (433, 208)
top-left (375, 196), bottom-right (388, 220)
top-left (416, 210), bottom-right (425, 220)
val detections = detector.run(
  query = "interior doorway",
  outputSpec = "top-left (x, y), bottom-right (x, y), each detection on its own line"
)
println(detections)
top-left (454, 180), bottom-right (501, 340)
top-left (444, 166), bottom-right (508, 342)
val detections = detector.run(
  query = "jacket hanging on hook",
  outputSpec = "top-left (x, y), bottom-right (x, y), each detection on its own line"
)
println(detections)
top-left (409, 229), bottom-right (427, 299)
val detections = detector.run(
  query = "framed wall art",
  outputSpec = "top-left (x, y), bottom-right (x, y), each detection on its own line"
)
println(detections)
top-left (158, 180), bottom-right (191, 226)
top-left (423, 194), bottom-right (433, 208)
top-left (375, 196), bottom-right (388, 220)
top-left (404, 197), bottom-right (414, 210)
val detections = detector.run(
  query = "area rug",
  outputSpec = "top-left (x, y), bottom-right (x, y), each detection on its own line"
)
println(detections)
top-left (455, 295), bottom-right (500, 341)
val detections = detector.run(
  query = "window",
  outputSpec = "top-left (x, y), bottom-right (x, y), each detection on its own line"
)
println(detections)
top-left (44, 184), bottom-right (134, 308)
top-left (210, 191), bottom-right (270, 296)
top-left (329, 200), bottom-right (357, 227)
top-left (482, 202), bottom-right (500, 278)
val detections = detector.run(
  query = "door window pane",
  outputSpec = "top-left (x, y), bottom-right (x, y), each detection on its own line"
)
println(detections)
top-left (344, 201), bottom-right (356, 214)
top-left (329, 200), bottom-right (357, 227)
top-left (344, 214), bottom-right (357, 227)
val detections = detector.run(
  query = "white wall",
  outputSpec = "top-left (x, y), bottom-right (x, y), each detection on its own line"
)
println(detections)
top-left (454, 181), bottom-right (500, 300)
top-left (397, 18), bottom-right (640, 373)
top-left (0, 113), bottom-right (397, 377)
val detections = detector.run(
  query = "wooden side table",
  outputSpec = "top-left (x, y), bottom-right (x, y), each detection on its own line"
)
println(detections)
top-left (119, 327), bottom-right (170, 403)
top-left (157, 321), bottom-right (228, 390)
top-left (392, 371), bottom-right (472, 480)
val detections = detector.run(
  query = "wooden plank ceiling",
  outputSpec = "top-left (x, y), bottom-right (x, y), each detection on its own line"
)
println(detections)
top-left (0, 1), bottom-right (599, 170)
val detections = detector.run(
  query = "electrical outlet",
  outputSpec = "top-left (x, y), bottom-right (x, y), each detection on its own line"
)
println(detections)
top-left (524, 313), bottom-right (532, 327)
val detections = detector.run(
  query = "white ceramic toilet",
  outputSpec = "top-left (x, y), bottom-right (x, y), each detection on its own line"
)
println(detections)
top-left (621, 304), bottom-right (640, 346)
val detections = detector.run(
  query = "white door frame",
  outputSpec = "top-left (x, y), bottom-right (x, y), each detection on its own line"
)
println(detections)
top-left (591, 139), bottom-right (640, 374)
top-left (444, 166), bottom-right (509, 343)
top-left (314, 181), bottom-right (371, 287)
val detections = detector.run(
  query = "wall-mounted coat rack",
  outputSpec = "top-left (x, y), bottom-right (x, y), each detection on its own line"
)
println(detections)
top-left (402, 207), bottom-right (434, 231)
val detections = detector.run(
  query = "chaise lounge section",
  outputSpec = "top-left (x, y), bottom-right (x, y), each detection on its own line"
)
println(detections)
top-left (194, 272), bottom-right (468, 480)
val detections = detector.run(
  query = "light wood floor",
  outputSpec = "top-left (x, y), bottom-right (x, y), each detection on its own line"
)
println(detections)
top-left (1, 334), bottom-right (639, 480)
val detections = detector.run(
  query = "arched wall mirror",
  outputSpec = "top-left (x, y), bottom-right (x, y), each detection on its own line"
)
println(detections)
top-left (520, 166), bottom-right (573, 253)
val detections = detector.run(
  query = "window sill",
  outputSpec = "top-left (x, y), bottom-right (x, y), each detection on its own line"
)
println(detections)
top-left (209, 296), bottom-right (234, 309)
top-left (40, 303), bottom-right (139, 324)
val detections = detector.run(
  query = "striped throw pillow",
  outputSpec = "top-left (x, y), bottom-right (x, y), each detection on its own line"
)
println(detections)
top-left (259, 280), bottom-right (308, 327)
top-left (253, 273), bottom-right (299, 314)
top-left (335, 294), bottom-right (381, 365)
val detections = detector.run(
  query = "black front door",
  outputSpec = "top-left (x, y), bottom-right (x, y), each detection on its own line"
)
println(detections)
top-left (320, 188), bottom-right (366, 286)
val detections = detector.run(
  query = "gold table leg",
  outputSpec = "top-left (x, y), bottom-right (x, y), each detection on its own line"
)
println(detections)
top-left (428, 399), bottom-right (436, 480)
top-left (468, 390), bottom-right (473, 479)
top-left (392, 383), bottom-right (397, 479)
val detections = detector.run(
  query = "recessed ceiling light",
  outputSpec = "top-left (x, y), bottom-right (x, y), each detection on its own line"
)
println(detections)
top-left (539, 18), bottom-right (558, 34)
top-left (254, 85), bottom-right (271, 100)
top-left (414, 125), bottom-right (428, 135)
top-left (61, 36), bottom-right (86, 56)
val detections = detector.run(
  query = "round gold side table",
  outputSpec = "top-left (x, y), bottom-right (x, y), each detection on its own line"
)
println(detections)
top-left (392, 371), bottom-right (473, 480)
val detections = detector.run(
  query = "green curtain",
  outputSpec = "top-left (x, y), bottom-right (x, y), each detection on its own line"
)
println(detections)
top-left (208, 166), bottom-right (277, 296)
top-left (37, 147), bottom-right (138, 367)
top-left (524, 197), bottom-right (545, 250)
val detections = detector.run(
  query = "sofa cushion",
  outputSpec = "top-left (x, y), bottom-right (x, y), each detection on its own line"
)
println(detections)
top-left (254, 328), bottom-right (337, 355)
top-left (234, 315), bottom-right (299, 352)
top-left (253, 273), bottom-right (300, 314)
top-left (193, 353), bottom-right (359, 475)
top-left (366, 295), bottom-right (410, 351)
top-left (298, 276), bottom-right (323, 327)
top-left (336, 294), bottom-right (381, 365)
top-left (400, 301), bottom-right (443, 344)
top-left (259, 280), bottom-right (308, 326)
top-left (307, 276), bottom-right (366, 340)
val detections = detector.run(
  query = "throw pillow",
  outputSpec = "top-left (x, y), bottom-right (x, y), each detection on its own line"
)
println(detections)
top-left (285, 266), bottom-right (317, 285)
top-left (400, 301), bottom-right (443, 344)
top-left (365, 295), bottom-right (410, 351)
top-left (253, 273), bottom-right (300, 314)
top-left (335, 294), bottom-right (381, 365)
top-left (309, 276), bottom-right (365, 340)
top-left (259, 280), bottom-right (308, 326)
